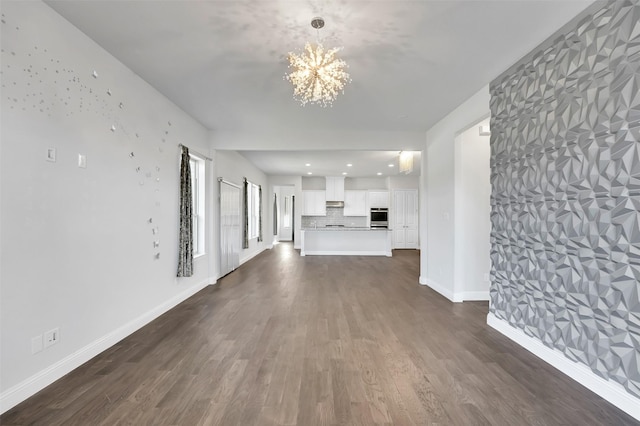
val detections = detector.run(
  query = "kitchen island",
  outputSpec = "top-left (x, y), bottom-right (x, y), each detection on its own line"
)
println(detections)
top-left (301, 227), bottom-right (392, 256)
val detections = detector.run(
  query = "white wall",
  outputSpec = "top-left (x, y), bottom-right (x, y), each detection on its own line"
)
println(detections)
top-left (389, 175), bottom-right (419, 190)
top-left (214, 150), bottom-right (268, 266)
top-left (0, 1), bottom-right (214, 412)
top-left (454, 118), bottom-right (491, 300)
top-left (344, 177), bottom-right (388, 190)
top-left (301, 176), bottom-right (325, 190)
top-left (420, 85), bottom-right (490, 302)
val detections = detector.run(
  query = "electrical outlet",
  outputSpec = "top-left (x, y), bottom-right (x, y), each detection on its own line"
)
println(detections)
top-left (31, 335), bottom-right (43, 354)
top-left (484, 273), bottom-right (490, 282)
top-left (44, 328), bottom-right (59, 348)
top-left (46, 148), bottom-right (56, 162)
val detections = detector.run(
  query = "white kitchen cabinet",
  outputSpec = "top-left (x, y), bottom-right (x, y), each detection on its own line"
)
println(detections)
top-left (368, 191), bottom-right (389, 208)
top-left (302, 190), bottom-right (326, 216)
top-left (343, 190), bottom-right (368, 216)
top-left (393, 189), bottom-right (418, 249)
top-left (325, 176), bottom-right (345, 201)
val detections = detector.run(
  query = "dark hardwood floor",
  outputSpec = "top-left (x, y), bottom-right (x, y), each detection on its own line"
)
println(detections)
top-left (2, 243), bottom-right (637, 425)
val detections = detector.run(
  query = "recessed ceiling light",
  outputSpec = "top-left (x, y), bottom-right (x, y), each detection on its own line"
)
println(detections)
top-left (388, 164), bottom-right (394, 167)
top-left (307, 172), bottom-right (313, 175)
top-left (342, 172), bottom-right (347, 175)
top-left (305, 163), bottom-right (311, 167)
top-left (377, 172), bottom-right (382, 176)
top-left (346, 163), bottom-right (353, 167)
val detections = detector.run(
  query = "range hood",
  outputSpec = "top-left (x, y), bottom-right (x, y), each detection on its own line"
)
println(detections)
top-left (326, 200), bottom-right (345, 208)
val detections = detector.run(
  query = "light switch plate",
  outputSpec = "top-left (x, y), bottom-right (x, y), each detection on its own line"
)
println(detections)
top-left (31, 335), bottom-right (43, 354)
top-left (46, 148), bottom-right (56, 162)
top-left (479, 125), bottom-right (491, 136)
top-left (78, 154), bottom-right (87, 168)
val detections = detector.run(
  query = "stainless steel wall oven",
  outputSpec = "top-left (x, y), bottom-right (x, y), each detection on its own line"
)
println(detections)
top-left (370, 208), bottom-right (388, 228)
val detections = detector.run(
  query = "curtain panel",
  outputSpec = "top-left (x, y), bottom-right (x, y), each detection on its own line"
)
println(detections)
top-left (273, 194), bottom-right (278, 235)
top-left (258, 185), bottom-right (263, 242)
top-left (177, 146), bottom-right (193, 277)
top-left (243, 177), bottom-right (249, 249)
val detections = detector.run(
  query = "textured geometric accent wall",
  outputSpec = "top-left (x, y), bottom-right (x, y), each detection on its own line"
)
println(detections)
top-left (489, 0), bottom-right (640, 397)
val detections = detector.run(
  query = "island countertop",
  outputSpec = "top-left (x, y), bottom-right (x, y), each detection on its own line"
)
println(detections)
top-left (302, 227), bottom-right (391, 231)
top-left (301, 228), bottom-right (392, 256)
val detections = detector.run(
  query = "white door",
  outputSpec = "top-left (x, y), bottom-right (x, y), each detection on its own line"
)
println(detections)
top-left (219, 180), bottom-right (241, 277)
top-left (393, 193), bottom-right (407, 247)
top-left (404, 191), bottom-right (419, 247)
top-left (393, 189), bottom-right (418, 249)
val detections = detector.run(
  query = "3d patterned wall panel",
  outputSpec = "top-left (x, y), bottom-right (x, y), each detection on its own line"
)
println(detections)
top-left (489, 0), bottom-right (640, 397)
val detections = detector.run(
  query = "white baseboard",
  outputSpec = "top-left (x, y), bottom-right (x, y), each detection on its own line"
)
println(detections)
top-left (487, 313), bottom-right (640, 422)
top-left (239, 246), bottom-right (267, 266)
top-left (0, 278), bottom-right (212, 415)
top-left (459, 290), bottom-right (489, 301)
top-left (419, 276), bottom-right (461, 302)
top-left (418, 277), bottom-right (488, 302)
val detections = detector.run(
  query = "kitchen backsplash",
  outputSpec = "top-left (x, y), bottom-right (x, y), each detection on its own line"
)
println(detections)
top-left (302, 207), bottom-right (368, 228)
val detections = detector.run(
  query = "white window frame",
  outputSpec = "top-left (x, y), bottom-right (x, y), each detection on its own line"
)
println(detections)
top-left (189, 155), bottom-right (206, 257)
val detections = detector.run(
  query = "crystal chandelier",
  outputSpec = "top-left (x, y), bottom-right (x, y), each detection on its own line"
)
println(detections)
top-left (285, 17), bottom-right (351, 107)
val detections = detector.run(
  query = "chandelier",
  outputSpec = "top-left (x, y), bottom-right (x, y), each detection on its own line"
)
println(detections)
top-left (399, 151), bottom-right (414, 174)
top-left (285, 17), bottom-right (351, 107)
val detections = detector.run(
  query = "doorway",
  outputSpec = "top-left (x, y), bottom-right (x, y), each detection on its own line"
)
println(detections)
top-left (273, 185), bottom-right (295, 242)
top-left (454, 116), bottom-right (491, 300)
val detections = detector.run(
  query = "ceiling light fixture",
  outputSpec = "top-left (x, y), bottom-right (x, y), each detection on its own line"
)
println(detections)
top-left (399, 151), bottom-right (414, 174)
top-left (347, 163), bottom-right (352, 167)
top-left (285, 17), bottom-right (351, 107)
top-left (305, 163), bottom-right (311, 167)
top-left (377, 172), bottom-right (383, 176)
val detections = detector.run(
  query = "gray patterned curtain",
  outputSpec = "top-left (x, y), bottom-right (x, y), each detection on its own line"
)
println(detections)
top-left (177, 146), bottom-right (193, 277)
top-left (258, 185), bottom-right (263, 242)
top-left (273, 194), bottom-right (278, 235)
top-left (243, 177), bottom-right (249, 249)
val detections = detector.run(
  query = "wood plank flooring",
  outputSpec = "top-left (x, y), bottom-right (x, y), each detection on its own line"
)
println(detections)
top-left (2, 243), bottom-right (638, 425)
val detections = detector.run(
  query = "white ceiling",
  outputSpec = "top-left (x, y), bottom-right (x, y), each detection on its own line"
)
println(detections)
top-left (45, 0), bottom-right (595, 177)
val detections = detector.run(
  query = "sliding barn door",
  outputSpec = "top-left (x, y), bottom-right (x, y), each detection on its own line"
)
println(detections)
top-left (219, 179), bottom-right (241, 277)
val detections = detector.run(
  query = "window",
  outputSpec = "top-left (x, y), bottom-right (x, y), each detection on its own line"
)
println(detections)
top-left (247, 181), bottom-right (260, 239)
top-left (190, 155), bottom-right (206, 256)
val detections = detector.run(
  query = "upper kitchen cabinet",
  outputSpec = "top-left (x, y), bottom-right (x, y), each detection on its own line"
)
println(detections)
top-left (344, 190), bottom-right (368, 216)
top-left (368, 191), bottom-right (389, 208)
top-left (326, 176), bottom-right (345, 201)
top-left (302, 190), bottom-right (326, 216)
